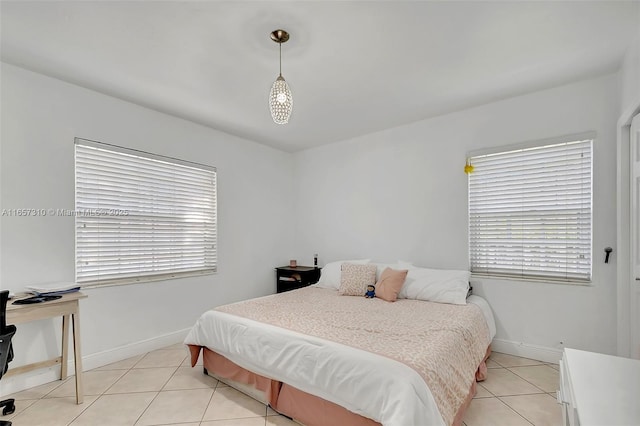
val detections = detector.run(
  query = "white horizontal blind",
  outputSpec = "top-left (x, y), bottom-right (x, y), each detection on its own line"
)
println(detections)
top-left (75, 138), bottom-right (217, 286)
top-left (468, 139), bottom-right (592, 282)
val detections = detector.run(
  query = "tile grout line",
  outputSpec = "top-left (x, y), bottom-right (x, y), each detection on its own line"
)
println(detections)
top-left (474, 362), bottom-right (552, 424)
top-left (8, 373), bottom-right (73, 424)
top-left (65, 395), bottom-right (101, 426)
top-left (131, 390), bottom-right (160, 426)
top-left (475, 381), bottom-right (495, 398)
top-left (488, 360), bottom-right (560, 426)
top-left (132, 353), bottom-right (186, 426)
top-left (199, 373), bottom-right (218, 425)
top-left (487, 391), bottom-right (549, 397)
top-left (506, 364), bottom-right (558, 394)
top-left (479, 366), bottom-right (548, 398)
top-left (496, 395), bottom-right (537, 426)
top-left (487, 361), bottom-right (553, 397)
top-left (71, 352), bottom-right (141, 426)
top-left (101, 360), bottom-right (135, 396)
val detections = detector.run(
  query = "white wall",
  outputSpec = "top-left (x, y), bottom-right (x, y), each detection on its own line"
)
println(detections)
top-left (0, 63), bottom-right (294, 393)
top-left (293, 73), bottom-right (620, 362)
top-left (619, 33), bottom-right (640, 115)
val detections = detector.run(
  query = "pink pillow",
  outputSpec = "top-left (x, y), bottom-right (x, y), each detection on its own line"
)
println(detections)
top-left (375, 267), bottom-right (408, 302)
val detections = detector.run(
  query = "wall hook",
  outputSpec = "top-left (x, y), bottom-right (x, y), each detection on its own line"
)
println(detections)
top-left (604, 247), bottom-right (612, 263)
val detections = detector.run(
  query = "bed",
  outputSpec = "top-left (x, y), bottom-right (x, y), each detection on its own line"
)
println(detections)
top-left (185, 263), bottom-right (496, 426)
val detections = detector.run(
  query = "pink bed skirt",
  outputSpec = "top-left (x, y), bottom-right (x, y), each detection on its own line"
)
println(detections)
top-left (188, 345), bottom-right (491, 426)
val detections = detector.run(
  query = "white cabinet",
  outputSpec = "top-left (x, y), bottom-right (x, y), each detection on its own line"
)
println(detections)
top-left (558, 348), bottom-right (640, 426)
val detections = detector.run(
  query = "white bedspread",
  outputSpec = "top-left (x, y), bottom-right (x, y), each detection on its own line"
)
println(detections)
top-left (185, 309), bottom-right (444, 426)
top-left (468, 295), bottom-right (497, 340)
top-left (184, 290), bottom-right (495, 426)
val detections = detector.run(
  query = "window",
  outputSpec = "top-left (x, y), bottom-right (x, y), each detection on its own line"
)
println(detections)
top-left (75, 138), bottom-right (217, 286)
top-left (468, 136), bottom-right (592, 282)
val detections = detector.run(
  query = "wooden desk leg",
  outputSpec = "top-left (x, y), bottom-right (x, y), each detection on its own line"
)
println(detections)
top-left (61, 314), bottom-right (70, 380)
top-left (72, 311), bottom-right (84, 404)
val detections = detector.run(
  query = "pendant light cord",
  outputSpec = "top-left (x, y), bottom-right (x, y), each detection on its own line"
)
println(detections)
top-left (279, 42), bottom-right (282, 77)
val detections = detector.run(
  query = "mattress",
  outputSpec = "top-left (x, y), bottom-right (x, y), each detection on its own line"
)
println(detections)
top-left (185, 287), bottom-right (494, 426)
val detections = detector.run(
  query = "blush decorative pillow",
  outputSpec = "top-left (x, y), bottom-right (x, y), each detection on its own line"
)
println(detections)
top-left (375, 267), bottom-right (408, 302)
top-left (315, 259), bottom-right (371, 290)
top-left (339, 263), bottom-right (377, 296)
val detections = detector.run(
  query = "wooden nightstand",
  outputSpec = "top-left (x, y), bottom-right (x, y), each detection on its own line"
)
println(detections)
top-left (275, 266), bottom-right (322, 293)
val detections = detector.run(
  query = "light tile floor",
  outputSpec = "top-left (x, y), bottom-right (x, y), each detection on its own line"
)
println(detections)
top-left (3, 345), bottom-right (562, 425)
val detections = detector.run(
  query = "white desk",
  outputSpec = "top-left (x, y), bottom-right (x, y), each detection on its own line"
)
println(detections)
top-left (558, 348), bottom-right (640, 426)
top-left (5, 292), bottom-right (86, 404)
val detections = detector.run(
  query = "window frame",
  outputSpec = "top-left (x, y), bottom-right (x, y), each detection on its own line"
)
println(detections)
top-left (467, 132), bottom-right (594, 284)
top-left (74, 138), bottom-right (217, 288)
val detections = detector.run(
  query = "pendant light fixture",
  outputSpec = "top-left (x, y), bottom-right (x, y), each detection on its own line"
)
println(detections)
top-left (269, 29), bottom-right (293, 124)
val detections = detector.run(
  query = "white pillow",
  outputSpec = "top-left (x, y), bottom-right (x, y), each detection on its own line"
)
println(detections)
top-left (315, 259), bottom-right (371, 290)
top-left (398, 267), bottom-right (470, 305)
top-left (373, 261), bottom-right (413, 280)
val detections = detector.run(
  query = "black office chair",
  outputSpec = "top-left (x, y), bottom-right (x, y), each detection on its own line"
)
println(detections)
top-left (0, 290), bottom-right (16, 426)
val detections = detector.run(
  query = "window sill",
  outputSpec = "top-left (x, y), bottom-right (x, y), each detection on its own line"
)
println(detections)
top-left (79, 269), bottom-right (217, 290)
top-left (470, 273), bottom-right (592, 286)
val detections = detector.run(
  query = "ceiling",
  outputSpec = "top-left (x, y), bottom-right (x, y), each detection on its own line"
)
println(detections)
top-left (1, 1), bottom-right (639, 152)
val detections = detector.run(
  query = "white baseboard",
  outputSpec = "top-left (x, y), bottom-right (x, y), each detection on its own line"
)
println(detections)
top-left (80, 328), bottom-right (191, 371)
top-left (491, 338), bottom-right (563, 364)
top-left (0, 328), bottom-right (191, 396)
